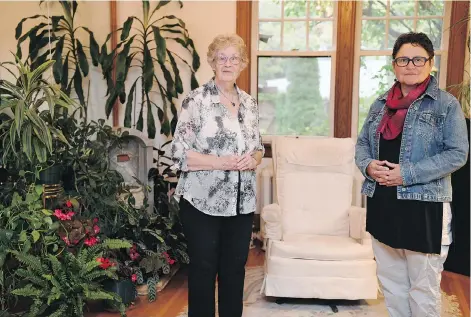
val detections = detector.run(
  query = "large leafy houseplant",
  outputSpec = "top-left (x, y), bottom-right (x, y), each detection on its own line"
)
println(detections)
top-left (15, 0), bottom-right (100, 111)
top-left (100, 0), bottom-right (200, 138)
top-left (0, 58), bottom-right (74, 167)
top-left (0, 184), bottom-right (59, 313)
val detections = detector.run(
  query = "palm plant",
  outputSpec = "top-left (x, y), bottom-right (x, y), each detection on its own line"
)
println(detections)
top-left (0, 58), bottom-right (75, 166)
top-left (99, 0), bottom-right (200, 139)
top-left (15, 0), bottom-right (100, 113)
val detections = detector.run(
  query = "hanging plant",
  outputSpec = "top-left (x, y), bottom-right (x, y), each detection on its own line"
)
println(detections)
top-left (99, 0), bottom-right (200, 139)
top-left (15, 0), bottom-right (100, 114)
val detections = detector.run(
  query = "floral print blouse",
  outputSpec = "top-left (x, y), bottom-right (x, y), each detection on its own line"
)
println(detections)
top-left (171, 78), bottom-right (264, 217)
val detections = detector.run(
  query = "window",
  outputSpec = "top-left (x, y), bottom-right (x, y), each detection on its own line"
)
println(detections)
top-left (352, 0), bottom-right (451, 135)
top-left (251, 0), bottom-right (337, 137)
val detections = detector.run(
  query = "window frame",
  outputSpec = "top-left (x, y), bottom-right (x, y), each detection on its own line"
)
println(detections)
top-left (235, 0), bottom-right (468, 155)
top-left (250, 0), bottom-right (338, 142)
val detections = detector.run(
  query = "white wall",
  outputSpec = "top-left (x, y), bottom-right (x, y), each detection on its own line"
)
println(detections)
top-left (0, 0), bottom-right (237, 144)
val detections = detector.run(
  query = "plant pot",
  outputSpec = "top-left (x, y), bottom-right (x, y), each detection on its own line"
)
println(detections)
top-left (103, 279), bottom-right (136, 307)
top-left (39, 165), bottom-right (63, 185)
top-left (62, 165), bottom-right (75, 191)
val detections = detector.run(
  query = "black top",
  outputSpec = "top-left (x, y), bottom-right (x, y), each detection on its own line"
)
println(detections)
top-left (366, 133), bottom-right (443, 254)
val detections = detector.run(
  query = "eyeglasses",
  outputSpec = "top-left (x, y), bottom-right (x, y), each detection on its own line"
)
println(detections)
top-left (394, 56), bottom-right (431, 67)
top-left (216, 55), bottom-right (241, 65)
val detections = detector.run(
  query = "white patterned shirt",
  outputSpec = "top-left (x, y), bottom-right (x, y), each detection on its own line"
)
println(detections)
top-left (171, 79), bottom-right (264, 216)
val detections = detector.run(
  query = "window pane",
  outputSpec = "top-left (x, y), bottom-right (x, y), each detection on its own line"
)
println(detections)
top-left (284, 0), bottom-right (307, 18)
top-left (258, 57), bottom-right (331, 136)
top-left (390, 0), bottom-right (415, 16)
top-left (417, 19), bottom-right (443, 49)
top-left (418, 0), bottom-right (444, 16)
top-left (259, 22), bottom-right (281, 50)
top-left (388, 19), bottom-right (414, 49)
top-left (362, 0), bottom-right (387, 17)
top-left (283, 21), bottom-right (307, 51)
top-left (310, 0), bottom-right (334, 18)
top-left (309, 21), bottom-right (333, 50)
top-left (357, 56), bottom-right (394, 132)
top-left (361, 20), bottom-right (386, 50)
top-left (259, 0), bottom-right (281, 19)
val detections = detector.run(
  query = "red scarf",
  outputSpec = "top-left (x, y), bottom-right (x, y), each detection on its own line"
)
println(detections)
top-left (377, 76), bottom-right (431, 140)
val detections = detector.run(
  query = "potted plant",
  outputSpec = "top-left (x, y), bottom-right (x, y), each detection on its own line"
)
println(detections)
top-left (0, 57), bottom-right (76, 183)
top-left (10, 238), bottom-right (131, 317)
top-left (15, 0), bottom-right (100, 114)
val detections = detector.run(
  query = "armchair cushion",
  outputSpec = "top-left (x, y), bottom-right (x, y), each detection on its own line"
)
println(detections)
top-left (349, 206), bottom-right (368, 242)
top-left (261, 204), bottom-right (282, 240)
top-left (271, 234), bottom-right (374, 261)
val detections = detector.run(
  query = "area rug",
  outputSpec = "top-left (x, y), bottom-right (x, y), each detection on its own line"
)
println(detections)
top-left (177, 266), bottom-right (463, 317)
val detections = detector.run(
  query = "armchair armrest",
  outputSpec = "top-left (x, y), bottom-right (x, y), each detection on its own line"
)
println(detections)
top-left (261, 204), bottom-right (282, 241)
top-left (349, 206), bottom-right (371, 244)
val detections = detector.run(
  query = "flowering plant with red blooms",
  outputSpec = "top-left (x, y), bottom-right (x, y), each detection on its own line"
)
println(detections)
top-left (52, 198), bottom-right (103, 249)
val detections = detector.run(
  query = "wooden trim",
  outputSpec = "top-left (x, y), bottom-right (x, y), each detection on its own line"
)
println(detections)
top-left (110, 0), bottom-right (119, 127)
top-left (334, 1), bottom-right (357, 138)
top-left (236, 0), bottom-right (252, 93)
top-left (446, 1), bottom-right (470, 100)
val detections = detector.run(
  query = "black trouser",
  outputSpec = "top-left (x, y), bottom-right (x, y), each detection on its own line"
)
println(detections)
top-left (179, 198), bottom-right (254, 317)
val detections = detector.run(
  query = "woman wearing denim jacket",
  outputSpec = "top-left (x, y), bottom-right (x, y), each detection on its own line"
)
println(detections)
top-left (355, 32), bottom-right (468, 317)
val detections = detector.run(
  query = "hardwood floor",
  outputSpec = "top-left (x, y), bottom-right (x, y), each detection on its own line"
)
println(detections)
top-left (88, 248), bottom-right (470, 317)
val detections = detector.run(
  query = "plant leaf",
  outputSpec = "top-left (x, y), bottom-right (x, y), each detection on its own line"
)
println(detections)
top-left (74, 67), bottom-right (85, 106)
top-left (168, 51), bottom-right (183, 94)
top-left (124, 78), bottom-right (139, 127)
top-left (146, 93), bottom-right (156, 138)
top-left (152, 26), bottom-right (166, 64)
top-left (53, 36), bottom-right (65, 84)
top-left (143, 46), bottom-right (154, 93)
top-left (82, 27), bottom-right (100, 66)
top-left (136, 104), bottom-right (144, 132)
top-left (121, 17), bottom-right (134, 41)
top-left (22, 124), bottom-right (33, 161)
top-left (61, 52), bottom-right (70, 91)
top-left (76, 39), bottom-right (89, 76)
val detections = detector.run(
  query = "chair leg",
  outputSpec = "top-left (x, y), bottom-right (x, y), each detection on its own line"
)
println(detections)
top-left (275, 298), bottom-right (286, 305)
top-left (329, 304), bottom-right (339, 313)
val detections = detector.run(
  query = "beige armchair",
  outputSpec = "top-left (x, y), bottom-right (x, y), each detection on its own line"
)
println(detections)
top-left (261, 136), bottom-right (378, 300)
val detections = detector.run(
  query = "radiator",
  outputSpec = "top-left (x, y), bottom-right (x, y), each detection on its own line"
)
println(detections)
top-left (256, 160), bottom-right (275, 214)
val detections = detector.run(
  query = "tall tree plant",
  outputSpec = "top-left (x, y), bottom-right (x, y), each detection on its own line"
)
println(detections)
top-left (100, 0), bottom-right (200, 139)
top-left (15, 0), bottom-right (100, 115)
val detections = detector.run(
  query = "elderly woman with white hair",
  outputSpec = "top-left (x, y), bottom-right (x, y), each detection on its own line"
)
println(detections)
top-left (171, 34), bottom-right (264, 317)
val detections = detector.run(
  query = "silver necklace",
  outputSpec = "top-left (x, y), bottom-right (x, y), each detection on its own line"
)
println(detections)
top-left (216, 85), bottom-right (237, 107)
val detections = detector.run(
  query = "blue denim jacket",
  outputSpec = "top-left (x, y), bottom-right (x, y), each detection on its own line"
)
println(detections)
top-left (355, 76), bottom-right (469, 202)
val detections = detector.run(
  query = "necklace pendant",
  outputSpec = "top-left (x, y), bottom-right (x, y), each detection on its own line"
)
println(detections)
top-left (231, 102), bottom-right (235, 107)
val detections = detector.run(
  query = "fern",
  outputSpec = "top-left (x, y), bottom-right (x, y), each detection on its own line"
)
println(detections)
top-left (11, 242), bottom-right (127, 317)
top-left (84, 269), bottom-right (113, 281)
top-left (103, 239), bottom-right (132, 249)
top-left (14, 268), bottom-right (45, 286)
top-left (10, 252), bottom-right (45, 275)
top-left (11, 284), bottom-right (41, 297)
top-left (82, 258), bottom-right (102, 274)
top-left (88, 290), bottom-right (115, 300)
top-left (48, 303), bottom-right (68, 317)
